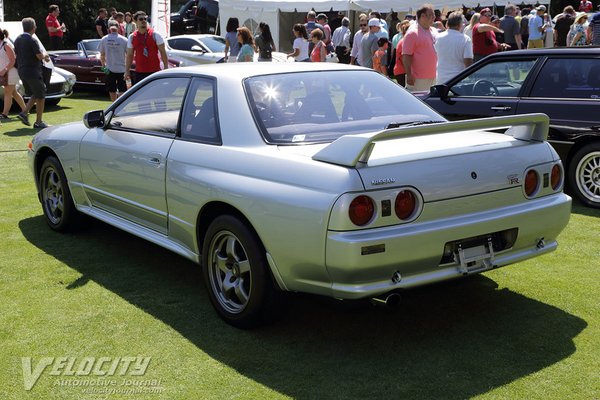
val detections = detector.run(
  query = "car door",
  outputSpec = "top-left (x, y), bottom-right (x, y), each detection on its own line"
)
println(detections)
top-left (426, 58), bottom-right (538, 121)
top-left (516, 57), bottom-right (600, 151)
top-left (167, 37), bottom-right (216, 64)
top-left (79, 77), bottom-right (190, 234)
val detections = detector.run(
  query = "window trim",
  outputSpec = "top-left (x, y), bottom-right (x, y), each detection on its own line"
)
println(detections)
top-left (177, 76), bottom-right (222, 145)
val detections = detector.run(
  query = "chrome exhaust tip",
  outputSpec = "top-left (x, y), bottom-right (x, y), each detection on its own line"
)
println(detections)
top-left (370, 292), bottom-right (402, 308)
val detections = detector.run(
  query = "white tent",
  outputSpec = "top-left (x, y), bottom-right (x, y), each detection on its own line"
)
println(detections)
top-left (220, 0), bottom-right (519, 51)
top-left (219, 0), bottom-right (360, 52)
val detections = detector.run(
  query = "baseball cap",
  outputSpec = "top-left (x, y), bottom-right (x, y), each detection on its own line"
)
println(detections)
top-left (536, 5), bottom-right (546, 11)
top-left (108, 20), bottom-right (119, 30)
top-left (316, 13), bottom-right (327, 20)
top-left (368, 18), bottom-right (380, 27)
top-left (480, 8), bottom-right (491, 15)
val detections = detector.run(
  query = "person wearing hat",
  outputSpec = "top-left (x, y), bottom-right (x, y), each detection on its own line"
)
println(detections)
top-left (316, 13), bottom-right (333, 53)
top-left (332, 17), bottom-right (351, 63)
top-left (360, 18), bottom-right (382, 68)
top-left (472, 7), bottom-right (508, 62)
top-left (579, 0), bottom-right (593, 13)
top-left (527, 5), bottom-right (548, 48)
top-left (99, 19), bottom-right (128, 101)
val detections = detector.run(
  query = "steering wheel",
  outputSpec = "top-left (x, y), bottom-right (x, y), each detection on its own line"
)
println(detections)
top-left (472, 79), bottom-right (500, 96)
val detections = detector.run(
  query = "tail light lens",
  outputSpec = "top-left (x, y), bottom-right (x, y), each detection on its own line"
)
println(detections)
top-left (395, 190), bottom-right (417, 220)
top-left (349, 195), bottom-right (375, 226)
top-left (551, 164), bottom-right (562, 190)
top-left (524, 169), bottom-right (539, 197)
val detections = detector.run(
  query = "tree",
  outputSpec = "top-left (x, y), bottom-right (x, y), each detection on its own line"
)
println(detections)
top-left (4, 0), bottom-right (150, 48)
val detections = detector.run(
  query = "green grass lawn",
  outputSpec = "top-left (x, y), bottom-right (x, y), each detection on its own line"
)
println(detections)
top-left (1, 93), bottom-right (599, 399)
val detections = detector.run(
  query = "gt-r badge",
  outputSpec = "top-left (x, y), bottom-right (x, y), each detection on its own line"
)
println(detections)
top-left (371, 178), bottom-right (396, 186)
top-left (508, 175), bottom-right (520, 185)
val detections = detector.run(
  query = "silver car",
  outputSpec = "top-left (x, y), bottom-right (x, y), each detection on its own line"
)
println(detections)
top-left (165, 34), bottom-right (290, 64)
top-left (28, 63), bottom-right (571, 328)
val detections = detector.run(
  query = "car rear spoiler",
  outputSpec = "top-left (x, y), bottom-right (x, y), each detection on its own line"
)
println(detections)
top-left (312, 113), bottom-right (549, 167)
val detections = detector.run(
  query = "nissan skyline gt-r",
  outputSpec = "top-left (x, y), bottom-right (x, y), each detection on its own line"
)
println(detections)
top-left (28, 63), bottom-right (571, 328)
top-left (49, 39), bottom-right (182, 88)
top-left (165, 34), bottom-right (290, 64)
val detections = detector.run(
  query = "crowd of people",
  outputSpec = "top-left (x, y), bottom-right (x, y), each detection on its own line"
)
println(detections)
top-left (223, 3), bottom-right (600, 93)
top-left (2, 3), bottom-right (600, 129)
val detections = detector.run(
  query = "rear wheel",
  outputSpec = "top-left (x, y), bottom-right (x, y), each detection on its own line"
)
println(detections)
top-left (568, 142), bottom-right (600, 208)
top-left (39, 156), bottom-right (80, 231)
top-left (202, 215), bottom-right (283, 328)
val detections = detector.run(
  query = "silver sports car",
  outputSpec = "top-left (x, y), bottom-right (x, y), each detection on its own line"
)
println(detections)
top-left (28, 63), bottom-right (571, 328)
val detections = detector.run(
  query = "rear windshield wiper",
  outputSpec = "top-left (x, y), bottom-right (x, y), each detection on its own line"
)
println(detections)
top-left (385, 120), bottom-right (443, 129)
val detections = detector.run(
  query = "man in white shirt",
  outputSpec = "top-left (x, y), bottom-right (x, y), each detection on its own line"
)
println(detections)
top-left (350, 15), bottom-right (368, 66)
top-left (332, 17), bottom-right (351, 64)
top-left (434, 11), bottom-right (473, 84)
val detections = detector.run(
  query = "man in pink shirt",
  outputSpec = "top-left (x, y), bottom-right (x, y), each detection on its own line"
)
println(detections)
top-left (402, 4), bottom-right (437, 92)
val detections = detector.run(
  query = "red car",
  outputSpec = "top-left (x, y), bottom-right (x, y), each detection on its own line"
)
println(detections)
top-left (49, 39), bottom-right (181, 89)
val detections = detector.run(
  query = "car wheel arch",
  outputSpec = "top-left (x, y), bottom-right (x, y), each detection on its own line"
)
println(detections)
top-left (34, 147), bottom-right (60, 194)
top-left (196, 201), bottom-right (266, 261)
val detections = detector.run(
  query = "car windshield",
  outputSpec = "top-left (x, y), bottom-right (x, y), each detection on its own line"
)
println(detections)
top-left (245, 70), bottom-right (445, 145)
top-left (173, 0), bottom-right (193, 14)
top-left (82, 40), bottom-right (101, 54)
top-left (199, 36), bottom-right (226, 53)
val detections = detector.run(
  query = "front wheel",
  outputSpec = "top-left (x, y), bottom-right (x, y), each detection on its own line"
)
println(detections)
top-left (202, 215), bottom-right (283, 328)
top-left (39, 156), bottom-right (80, 231)
top-left (568, 142), bottom-right (600, 208)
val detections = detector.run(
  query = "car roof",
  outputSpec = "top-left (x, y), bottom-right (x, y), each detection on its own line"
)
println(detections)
top-left (485, 46), bottom-right (600, 59)
top-left (167, 34), bottom-right (220, 40)
top-left (157, 62), bottom-right (367, 80)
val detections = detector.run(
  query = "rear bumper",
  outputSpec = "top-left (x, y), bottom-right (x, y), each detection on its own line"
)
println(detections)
top-left (325, 193), bottom-right (571, 299)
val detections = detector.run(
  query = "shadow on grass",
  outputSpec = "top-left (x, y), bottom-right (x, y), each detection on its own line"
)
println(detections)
top-left (19, 216), bottom-right (587, 399)
top-left (571, 200), bottom-right (600, 218)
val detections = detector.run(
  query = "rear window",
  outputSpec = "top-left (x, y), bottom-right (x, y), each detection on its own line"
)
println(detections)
top-left (530, 58), bottom-right (600, 99)
top-left (244, 70), bottom-right (444, 145)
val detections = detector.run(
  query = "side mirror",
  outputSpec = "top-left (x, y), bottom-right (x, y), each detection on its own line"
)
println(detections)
top-left (191, 45), bottom-right (205, 53)
top-left (83, 110), bottom-right (105, 128)
top-left (430, 84), bottom-right (450, 99)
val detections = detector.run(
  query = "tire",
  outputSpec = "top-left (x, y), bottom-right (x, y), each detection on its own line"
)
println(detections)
top-left (202, 215), bottom-right (283, 328)
top-left (568, 142), bottom-right (600, 208)
top-left (45, 98), bottom-right (61, 107)
top-left (39, 156), bottom-right (80, 232)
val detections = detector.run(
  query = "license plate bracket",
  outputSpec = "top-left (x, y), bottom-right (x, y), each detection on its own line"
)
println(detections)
top-left (456, 237), bottom-right (496, 275)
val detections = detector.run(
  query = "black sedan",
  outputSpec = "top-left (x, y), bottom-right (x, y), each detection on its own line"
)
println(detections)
top-left (420, 48), bottom-right (600, 209)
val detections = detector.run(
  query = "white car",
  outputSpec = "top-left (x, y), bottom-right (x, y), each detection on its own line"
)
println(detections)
top-left (28, 63), bottom-right (571, 328)
top-left (166, 34), bottom-right (290, 64)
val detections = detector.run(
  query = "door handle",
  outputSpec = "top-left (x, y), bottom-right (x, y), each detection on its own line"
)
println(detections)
top-left (147, 152), bottom-right (163, 166)
top-left (490, 106), bottom-right (511, 111)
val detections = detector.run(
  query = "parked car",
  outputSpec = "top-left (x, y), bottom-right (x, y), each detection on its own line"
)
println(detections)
top-left (49, 39), bottom-right (182, 89)
top-left (170, 0), bottom-right (219, 36)
top-left (166, 34), bottom-right (290, 64)
top-left (0, 66), bottom-right (75, 108)
top-left (28, 63), bottom-right (571, 328)
top-left (419, 48), bottom-right (600, 208)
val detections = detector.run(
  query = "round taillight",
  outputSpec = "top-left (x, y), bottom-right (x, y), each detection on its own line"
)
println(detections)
top-left (551, 164), bottom-right (562, 190)
top-left (395, 190), bottom-right (416, 220)
top-left (524, 169), bottom-right (539, 197)
top-left (349, 195), bottom-right (375, 226)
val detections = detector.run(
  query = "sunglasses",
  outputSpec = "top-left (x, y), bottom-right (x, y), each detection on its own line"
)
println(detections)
top-left (359, 23), bottom-right (367, 26)
top-left (137, 17), bottom-right (147, 21)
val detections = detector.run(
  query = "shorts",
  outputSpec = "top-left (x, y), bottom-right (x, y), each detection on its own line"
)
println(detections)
top-left (21, 75), bottom-right (46, 99)
top-left (6, 67), bottom-right (19, 86)
top-left (106, 71), bottom-right (126, 93)
top-left (133, 71), bottom-right (155, 85)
